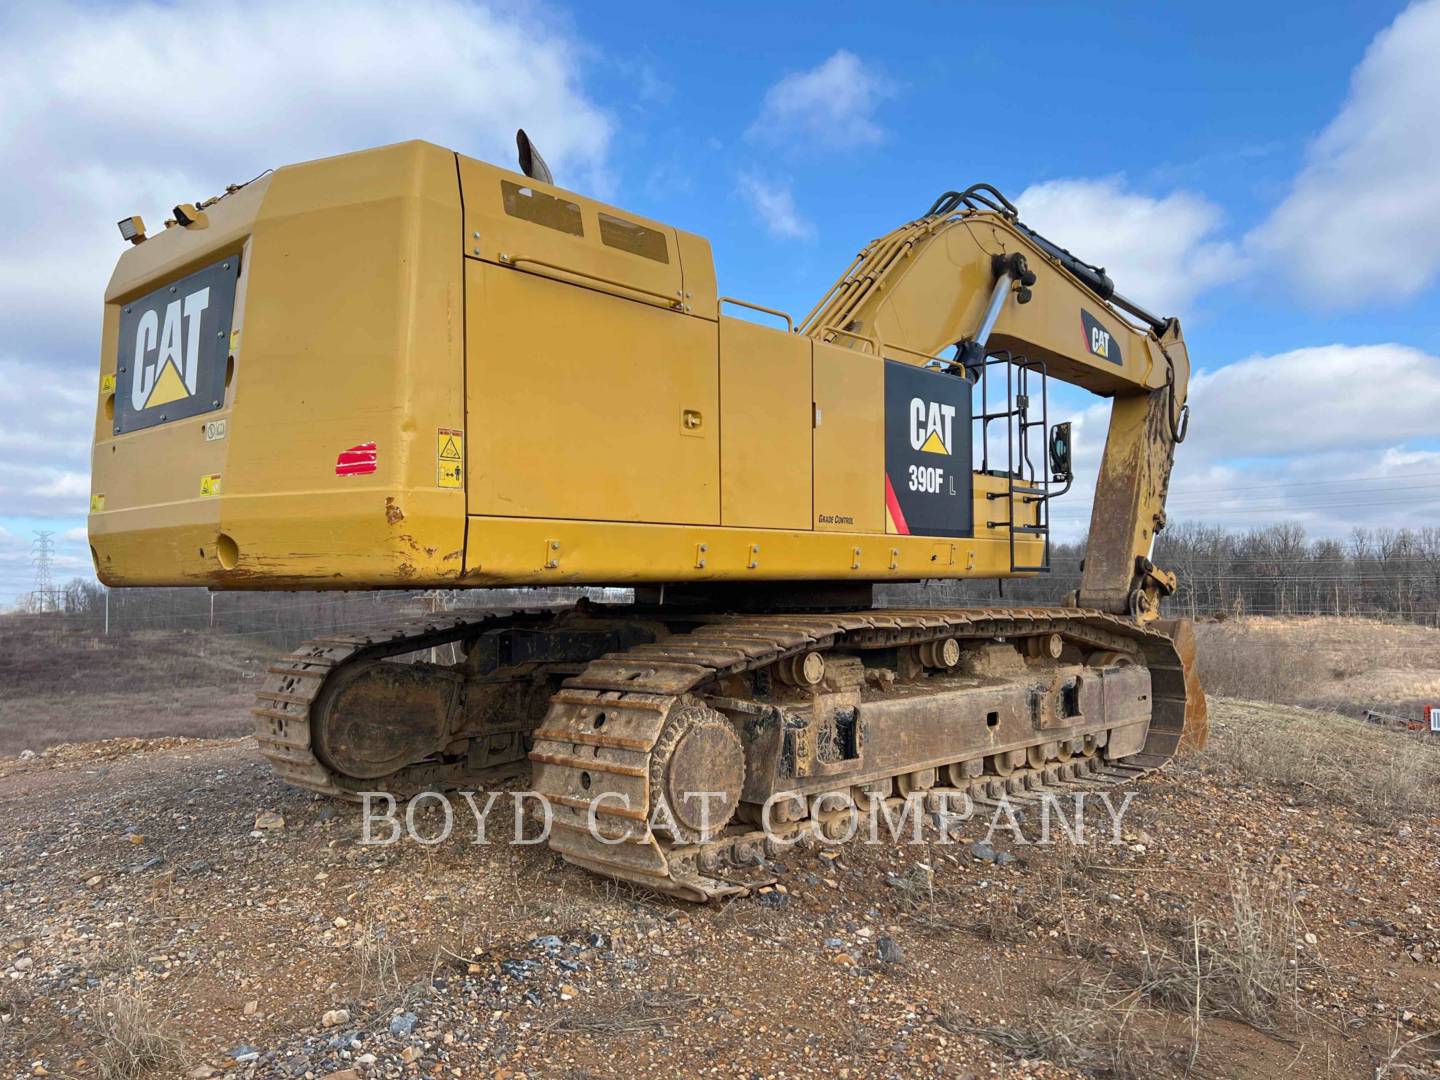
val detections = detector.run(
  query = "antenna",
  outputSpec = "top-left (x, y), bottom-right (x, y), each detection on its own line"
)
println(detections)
top-left (30, 530), bottom-right (60, 613)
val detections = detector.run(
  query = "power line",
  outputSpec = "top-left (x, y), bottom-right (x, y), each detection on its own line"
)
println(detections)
top-left (1164, 470), bottom-right (1440, 497)
top-left (1052, 493), bottom-right (1440, 517)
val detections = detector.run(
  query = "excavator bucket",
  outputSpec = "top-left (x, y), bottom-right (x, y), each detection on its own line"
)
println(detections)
top-left (1155, 617), bottom-right (1208, 751)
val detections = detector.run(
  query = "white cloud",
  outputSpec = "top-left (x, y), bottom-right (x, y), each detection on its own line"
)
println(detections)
top-left (737, 172), bottom-right (814, 240)
top-left (0, 0), bottom-right (613, 364)
top-left (0, 0), bottom-right (614, 603)
top-left (1247, 0), bottom-right (1440, 305)
top-left (1185, 344), bottom-right (1440, 458)
top-left (1050, 343), bottom-right (1440, 538)
top-left (0, 358), bottom-right (95, 517)
top-left (31, 472), bottom-right (90, 499)
top-left (1015, 178), bottom-right (1240, 315)
top-left (747, 50), bottom-right (894, 150)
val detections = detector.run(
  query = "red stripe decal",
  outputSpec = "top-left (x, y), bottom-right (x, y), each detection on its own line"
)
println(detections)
top-left (884, 473), bottom-right (910, 535)
top-left (336, 442), bottom-right (377, 476)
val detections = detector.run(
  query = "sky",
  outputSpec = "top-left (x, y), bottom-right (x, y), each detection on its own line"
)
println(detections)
top-left (2, 0), bottom-right (1438, 605)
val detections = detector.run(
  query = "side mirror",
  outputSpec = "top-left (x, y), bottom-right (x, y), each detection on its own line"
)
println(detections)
top-left (1048, 422), bottom-right (1073, 482)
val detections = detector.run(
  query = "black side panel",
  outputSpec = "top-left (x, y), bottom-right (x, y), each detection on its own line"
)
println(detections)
top-left (114, 257), bottom-right (239, 434)
top-left (883, 360), bottom-right (973, 538)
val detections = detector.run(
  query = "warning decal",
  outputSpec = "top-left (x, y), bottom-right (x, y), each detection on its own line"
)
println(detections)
top-left (437, 428), bottom-right (464, 489)
top-left (100, 373), bottom-right (116, 395)
top-left (199, 474), bottom-right (222, 497)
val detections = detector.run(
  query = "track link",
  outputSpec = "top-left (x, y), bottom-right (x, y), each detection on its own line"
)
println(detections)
top-left (253, 614), bottom-right (512, 799)
top-left (530, 607), bottom-right (1190, 900)
top-left (253, 605), bottom-right (1197, 902)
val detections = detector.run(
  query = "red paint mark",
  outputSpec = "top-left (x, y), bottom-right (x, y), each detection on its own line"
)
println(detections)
top-left (336, 442), bottom-right (377, 476)
top-left (884, 473), bottom-right (910, 535)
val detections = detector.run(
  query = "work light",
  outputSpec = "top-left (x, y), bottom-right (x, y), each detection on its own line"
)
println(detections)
top-left (117, 215), bottom-right (145, 244)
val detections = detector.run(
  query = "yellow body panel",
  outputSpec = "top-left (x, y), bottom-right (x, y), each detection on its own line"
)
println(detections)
top-left (718, 317), bottom-right (811, 530)
top-left (811, 341), bottom-right (883, 534)
top-left (462, 517), bottom-right (1022, 583)
top-left (91, 142), bottom-right (466, 587)
top-left (466, 261), bottom-right (719, 525)
top-left (87, 140), bottom-right (1066, 591)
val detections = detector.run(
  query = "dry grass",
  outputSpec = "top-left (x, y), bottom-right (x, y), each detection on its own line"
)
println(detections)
top-left (0, 620), bottom-right (264, 697)
top-left (354, 926), bottom-right (407, 997)
top-left (547, 988), bottom-right (703, 1036)
top-left (0, 987), bottom-right (24, 1055)
top-left (1115, 867), bottom-right (1309, 1031)
top-left (1193, 616), bottom-right (1440, 713)
top-left (0, 621), bottom-right (267, 755)
top-left (949, 867), bottom-right (1314, 1076)
top-left (86, 989), bottom-right (182, 1080)
top-left (963, 891), bottom-right (1048, 944)
top-left (92, 929), bottom-right (145, 977)
top-left (1194, 623), bottom-right (1339, 703)
top-left (885, 861), bottom-right (936, 910)
top-left (940, 978), bottom-right (1161, 1079)
top-left (1373, 1024), bottom-right (1440, 1079)
top-left (1205, 699), bottom-right (1440, 824)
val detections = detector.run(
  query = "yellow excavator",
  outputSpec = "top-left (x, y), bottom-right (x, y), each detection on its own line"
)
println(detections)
top-left (89, 134), bottom-right (1205, 899)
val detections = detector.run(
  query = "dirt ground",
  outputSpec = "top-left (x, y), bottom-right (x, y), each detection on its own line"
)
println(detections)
top-left (0, 621), bottom-right (268, 757)
top-left (2, 706), bottom-right (1439, 1079)
top-left (1, 615), bottom-right (1439, 1078)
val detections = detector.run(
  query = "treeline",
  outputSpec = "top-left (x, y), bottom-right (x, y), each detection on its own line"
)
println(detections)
top-left (1157, 523), bottom-right (1440, 622)
top-left (884, 523), bottom-right (1440, 625)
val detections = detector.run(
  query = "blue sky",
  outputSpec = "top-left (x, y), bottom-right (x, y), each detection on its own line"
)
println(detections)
top-left (2, 0), bottom-right (1439, 604)
top-left (589, 1), bottom-right (1429, 352)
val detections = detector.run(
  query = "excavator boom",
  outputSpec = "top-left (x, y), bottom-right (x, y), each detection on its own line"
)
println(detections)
top-left (800, 183), bottom-right (1193, 619)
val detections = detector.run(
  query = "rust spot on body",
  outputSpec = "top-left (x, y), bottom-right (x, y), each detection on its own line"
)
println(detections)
top-left (385, 498), bottom-right (405, 526)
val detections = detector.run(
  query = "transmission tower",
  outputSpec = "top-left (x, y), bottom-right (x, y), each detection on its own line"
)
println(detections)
top-left (30, 530), bottom-right (60, 613)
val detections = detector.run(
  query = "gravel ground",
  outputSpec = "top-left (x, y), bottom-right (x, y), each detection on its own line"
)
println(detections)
top-left (1, 700), bottom-right (1439, 1079)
